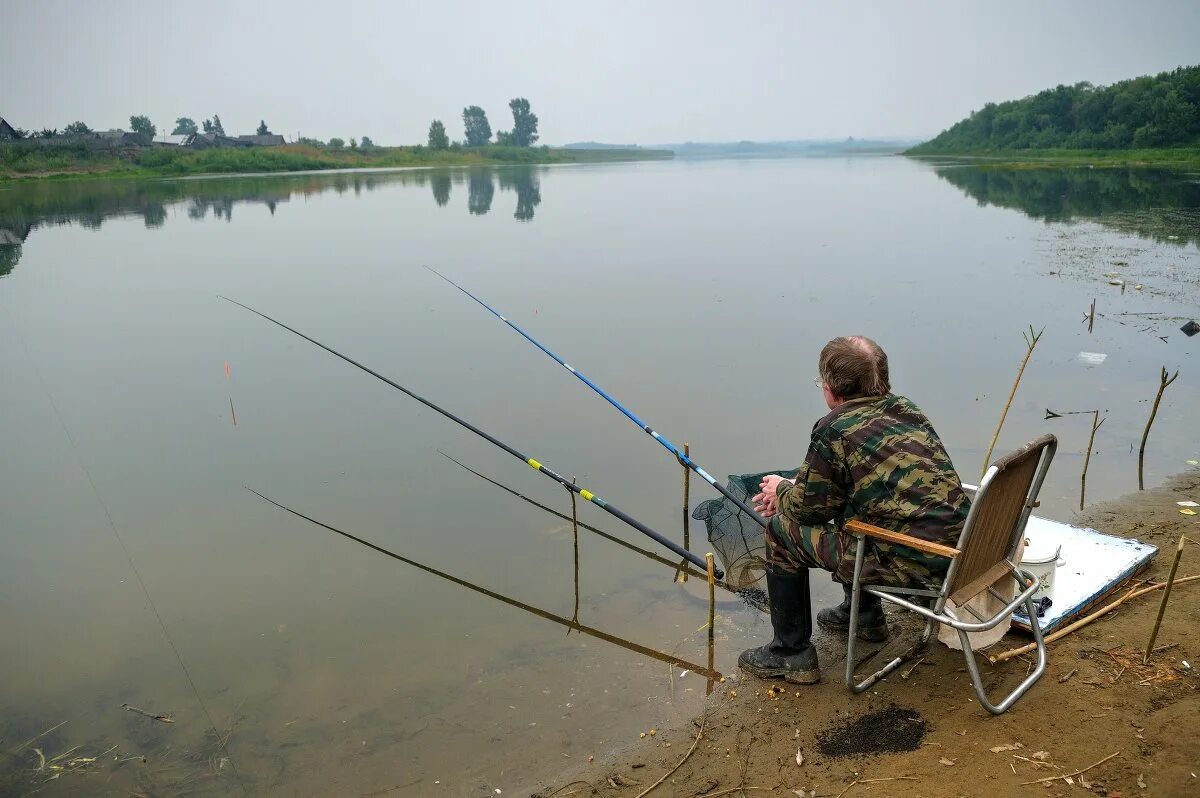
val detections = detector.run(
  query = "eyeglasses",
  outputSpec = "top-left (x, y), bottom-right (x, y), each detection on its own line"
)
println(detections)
top-left (813, 376), bottom-right (824, 389)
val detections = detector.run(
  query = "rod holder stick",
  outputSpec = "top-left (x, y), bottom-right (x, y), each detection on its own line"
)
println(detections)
top-left (982, 325), bottom-right (1042, 479)
top-left (679, 442), bottom-right (691, 583)
top-left (1138, 367), bottom-right (1179, 490)
top-left (705, 552), bottom-right (716, 694)
top-left (1144, 535), bottom-right (1185, 664)
top-left (570, 477), bottom-right (580, 630)
top-left (1080, 410), bottom-right (1105, 510)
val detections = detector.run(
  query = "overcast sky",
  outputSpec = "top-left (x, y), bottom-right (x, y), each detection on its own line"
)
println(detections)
top-left (3, 0), bottom-right (1197, 145)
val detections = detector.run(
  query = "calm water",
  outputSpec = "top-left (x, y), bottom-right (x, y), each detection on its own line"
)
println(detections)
top-left (1, 158), bottom-right (1197, 796)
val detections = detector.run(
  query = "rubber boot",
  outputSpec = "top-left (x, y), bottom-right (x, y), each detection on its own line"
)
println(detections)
top-left (816, 582), bottom-right (889, 643)
top-left (738, 570), bottom-right (820, 685)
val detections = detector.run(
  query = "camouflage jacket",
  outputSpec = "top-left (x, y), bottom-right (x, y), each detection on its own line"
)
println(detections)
top-left (775, 394), bottom-right (970, 584)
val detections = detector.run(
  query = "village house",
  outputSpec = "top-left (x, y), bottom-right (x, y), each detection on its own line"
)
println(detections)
top-left (0, 117), bottom-right (22, 140)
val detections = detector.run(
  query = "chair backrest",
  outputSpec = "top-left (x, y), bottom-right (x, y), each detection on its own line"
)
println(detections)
top-left (944, 434), bottom-right (1056, 605)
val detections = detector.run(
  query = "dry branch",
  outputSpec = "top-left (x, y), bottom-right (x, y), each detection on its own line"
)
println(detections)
top-left (982, 326), bottom-right (1043, 479)
top-left (1138, 367), bottom-right (1179, 490)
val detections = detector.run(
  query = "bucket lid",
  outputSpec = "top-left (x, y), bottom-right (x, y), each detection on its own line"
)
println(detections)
top-left (1022, 538), bottom-right (1060, 564)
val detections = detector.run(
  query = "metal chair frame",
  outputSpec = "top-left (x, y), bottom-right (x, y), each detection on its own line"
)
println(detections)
top-left (843, 434), bottom-right (1057, 714)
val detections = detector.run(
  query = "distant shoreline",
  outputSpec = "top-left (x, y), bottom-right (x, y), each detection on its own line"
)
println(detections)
top-left (0, 143), bottom-right (673, 183)
top-left (904, 147), bottom-right (1200, 168)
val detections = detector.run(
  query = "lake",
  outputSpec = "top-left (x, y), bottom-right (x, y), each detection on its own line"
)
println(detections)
top-left (1, 156), bottom-right (1196, 796)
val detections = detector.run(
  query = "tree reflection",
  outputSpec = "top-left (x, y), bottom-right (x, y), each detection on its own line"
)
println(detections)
top-left (467, 169), bottom-right (495, 215)
top-left (430, 172), bottom-right (451, 207)
top-left (497, 167), bottom-right (542, 221)
top-left (934, 166), bottom-right (1200, 246)
top-left (0, 166), bottom-right (551, 278)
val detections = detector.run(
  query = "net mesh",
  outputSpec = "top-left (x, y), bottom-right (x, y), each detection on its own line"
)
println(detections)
top-left (691, 468), bottom-right (800, 609)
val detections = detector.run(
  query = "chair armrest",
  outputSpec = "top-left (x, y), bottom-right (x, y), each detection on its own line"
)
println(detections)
top-left (844, 520), bottom-right (960, 560)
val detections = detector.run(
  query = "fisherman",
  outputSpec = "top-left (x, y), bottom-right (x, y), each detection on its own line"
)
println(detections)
top-left (740, 336), bottom-right (970, 684)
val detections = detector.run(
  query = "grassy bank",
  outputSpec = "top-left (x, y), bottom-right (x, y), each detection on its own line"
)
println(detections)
top-left (0, 143), bottom-right (672, 181)
top-left (905, 146), bottom-right (1200, 168)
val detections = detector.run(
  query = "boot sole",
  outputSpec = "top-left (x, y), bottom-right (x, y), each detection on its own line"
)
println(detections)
top-left (816, 617), bottom-right (889, 643)
top-left (737, 662), bottom-right (821, 685)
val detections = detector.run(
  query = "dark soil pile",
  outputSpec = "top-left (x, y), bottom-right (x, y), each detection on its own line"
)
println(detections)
top-left (815, 705), bottom-right (926, 758)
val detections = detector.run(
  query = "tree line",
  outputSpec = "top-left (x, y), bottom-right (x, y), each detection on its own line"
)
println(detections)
top-left (426, 97), bottom-right (540, 150)
top-left (912, 65), bottom-right (1200, 152)
top-left (9, 97), bottom-right (544, 152)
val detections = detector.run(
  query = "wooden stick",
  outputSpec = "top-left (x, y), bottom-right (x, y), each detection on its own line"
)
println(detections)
top-left (1138, 366), bottom-right (1179, 490)
top-left (634, 717), bottom-right (705, 798)
top-left (1019, 751), bottom-right (1120, 785)
top-left (1144, 535), bottom-right (1185, 663)
top-left (1080, 410), bottom-right (1105, 510)
top-left (680, 443), bottom-right (691, 583)
top-left (570, 477), bottom-right (580, 631)
top-left (834, 779), bottom-right (860, 798)
top-left (705, 553), bottom-right (716, 696)
top-left (982, 325), bottom-right (1043, 479)
top-left (692, 787), bottom-right (775, 798)
top-left (1087, 298), bottom-right (1096, 333)
top-left (991, 574), bottom-right (1200, 663)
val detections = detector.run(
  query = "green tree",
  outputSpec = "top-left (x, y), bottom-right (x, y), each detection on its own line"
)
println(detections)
top-left (129, 115), bottom-right (156, 139)
top-left (350, 137), bottom-right (358, 150)
top-left (912, 65), bottom-right (1200, 153)
top-left (328, 137), bottom-right (345, 149)
top-left (63, 121), bottom-right (92, 135)
top-left (360, 136), bottom-right (375, 148)
top-left (203, 115), bottom-right (225, 136)
top-left (507, 97), bottom-right (539, 147)
top-left (257, 120), bottom-right (270, 135)
top-left (462, 106), bottom-right (492, 146)
top-left (428, 119), bottom-right (449, 149)
top-left (172, 117), bottom-right (197, 135)
top-left (37, 128), bottom-right (58, 139)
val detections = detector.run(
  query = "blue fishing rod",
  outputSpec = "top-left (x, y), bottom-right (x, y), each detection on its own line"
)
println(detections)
top-left (425, 267), bottom-right (769, 529)
top-left (220, 296), bottom-right (719, 578)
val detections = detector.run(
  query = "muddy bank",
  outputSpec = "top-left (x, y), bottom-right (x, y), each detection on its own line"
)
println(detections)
top-left (533, 470), bottom-right (1200, 798)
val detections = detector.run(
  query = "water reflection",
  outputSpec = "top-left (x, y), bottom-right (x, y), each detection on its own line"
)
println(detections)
top-left (933, 165), bottom-right (1200, 246)
top-left (249, 488), bottom-right (721, 680)
top-left (0, 166), bottom-right (548, 275)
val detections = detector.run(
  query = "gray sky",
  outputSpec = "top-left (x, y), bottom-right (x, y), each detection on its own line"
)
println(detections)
top-left (3, 0), bottom-right (1197, 145)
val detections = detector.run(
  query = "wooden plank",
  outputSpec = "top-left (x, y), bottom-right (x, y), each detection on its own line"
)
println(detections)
top-left (950, 560), bottom-right (1017, 606)
top-left (845, 519), bottom-right (960, 560)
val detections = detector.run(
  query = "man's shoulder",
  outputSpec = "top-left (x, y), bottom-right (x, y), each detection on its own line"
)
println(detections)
top-left (814, 394), bottom-right (936, 439)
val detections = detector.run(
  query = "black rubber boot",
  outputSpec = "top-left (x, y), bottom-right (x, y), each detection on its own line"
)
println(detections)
top-left (816, 582), bottom-right (889, 643)
top-left (738, 570), bottom-right (820, 685)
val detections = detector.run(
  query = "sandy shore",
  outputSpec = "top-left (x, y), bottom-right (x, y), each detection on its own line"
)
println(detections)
top-left (532, 469), bottom-right (1200, 798)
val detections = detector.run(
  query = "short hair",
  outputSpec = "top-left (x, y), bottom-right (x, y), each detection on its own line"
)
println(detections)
top-left (819, 336), bottom-right (890, 399)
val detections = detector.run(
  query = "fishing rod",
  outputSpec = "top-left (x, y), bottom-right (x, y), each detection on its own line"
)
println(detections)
top-left (219, 296), bottom-right (720, 578)
top-left (424, 267), bottom-right (768, 528)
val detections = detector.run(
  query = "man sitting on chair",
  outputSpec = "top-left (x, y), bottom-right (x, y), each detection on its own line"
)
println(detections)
top-left (742, 336), bottom-right (970, 684)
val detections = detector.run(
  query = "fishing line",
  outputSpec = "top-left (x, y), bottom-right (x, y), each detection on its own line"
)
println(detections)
top-left (14, 331), bottom-right (250, 798)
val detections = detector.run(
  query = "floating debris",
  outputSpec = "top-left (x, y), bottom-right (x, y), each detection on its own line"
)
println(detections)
top-left (1182, 320), bottom-right (1200, 337)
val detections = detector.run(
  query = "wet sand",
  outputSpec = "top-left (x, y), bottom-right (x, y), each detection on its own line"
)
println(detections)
top-left (536, 469), bottom-right (1200, 798)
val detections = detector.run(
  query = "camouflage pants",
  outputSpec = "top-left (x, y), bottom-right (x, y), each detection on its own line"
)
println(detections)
top-left (765, 515), bottom-right (946, 588)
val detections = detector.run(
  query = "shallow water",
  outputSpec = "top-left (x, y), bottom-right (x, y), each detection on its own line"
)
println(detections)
top-left (1, 158), bottom-right (1196, 795)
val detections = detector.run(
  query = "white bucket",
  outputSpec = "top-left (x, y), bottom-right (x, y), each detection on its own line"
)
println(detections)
top-left (1021, 539), bottom-right (1063, 601)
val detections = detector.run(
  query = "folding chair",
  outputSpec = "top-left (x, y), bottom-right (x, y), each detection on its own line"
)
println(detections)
top-left (842, 434), bottom-right (1057, 714)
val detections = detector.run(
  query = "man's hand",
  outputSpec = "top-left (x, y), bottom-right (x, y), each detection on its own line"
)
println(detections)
top-left (752, 475), bottom-right (793, 518)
